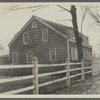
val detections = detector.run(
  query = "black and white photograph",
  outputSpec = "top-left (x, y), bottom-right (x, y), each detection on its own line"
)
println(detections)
top-left (0, 2), bottom-right (99, 96)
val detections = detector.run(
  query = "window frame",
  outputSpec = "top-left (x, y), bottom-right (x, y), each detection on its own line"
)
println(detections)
top-left (12, 52), bottom-right (18, 64)
top-left (42, 28), bottom-right (48, 42)
top-left (32, 22), bottom-right (37, 28)
top-left (27, 51), bottom-right (33, 63)
top-left (23, 32), bottom-right (28, 45)
top-left (49, 48), bottom-right (57, 62)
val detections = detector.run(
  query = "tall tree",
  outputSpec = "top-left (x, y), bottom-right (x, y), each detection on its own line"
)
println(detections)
top-left (58, 5), bottom-right (83, 61)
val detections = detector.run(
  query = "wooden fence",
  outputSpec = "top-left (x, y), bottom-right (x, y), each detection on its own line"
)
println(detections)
top-left (0, 57), bottom-right (92, 94)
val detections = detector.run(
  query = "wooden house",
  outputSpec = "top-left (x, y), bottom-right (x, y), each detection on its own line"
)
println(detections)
top-left (8, 15), bottom-right (92, 65)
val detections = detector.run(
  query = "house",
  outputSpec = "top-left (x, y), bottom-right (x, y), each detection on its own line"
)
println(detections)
top-left (0, 54), bottom-right (9, 65)
top-left (8, 15), bottom-right (92, 65)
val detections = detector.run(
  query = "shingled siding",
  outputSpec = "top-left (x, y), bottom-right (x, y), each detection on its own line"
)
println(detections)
top-left (69, 41), bottom-right (92, 62)
top-left (9, 18), bottom-right (68, 64)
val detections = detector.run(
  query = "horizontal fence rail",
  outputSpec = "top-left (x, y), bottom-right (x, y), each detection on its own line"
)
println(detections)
top-left (1, 86), bottom-right (35, 94)
top-left (0, 57), bottom-right (92, 94)
top-left (38, 76), bottom-right (68, 88)
top-left (0, 64), bottom-right (34, 69)
top-left (38, 70), bottom-right (67, 77)
top-left (0, 63), bottom-right (36, 94)
top-left (0, 75), bottom-right (34, 84)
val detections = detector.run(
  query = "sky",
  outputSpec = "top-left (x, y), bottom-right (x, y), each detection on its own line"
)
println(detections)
top-left (0, 2), bottom-right (100, 56)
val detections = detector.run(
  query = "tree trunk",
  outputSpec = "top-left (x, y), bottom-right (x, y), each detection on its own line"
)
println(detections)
top-left (70, 5), bottom-right (83, 61)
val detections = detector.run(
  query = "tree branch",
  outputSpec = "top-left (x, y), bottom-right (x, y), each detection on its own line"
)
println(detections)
top-left (56, 19), bottom-right (72, 22)
top-left (80, 6), bottom-right (88, 36)
top-left (57, 5), bottom-right (71, 13)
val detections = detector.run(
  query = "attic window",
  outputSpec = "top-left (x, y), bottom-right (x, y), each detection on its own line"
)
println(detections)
top-left (32, 22), bottom-right (37, 28)
top-left (23, 32), bottom-right (28, 44)
top-left (42, 28), bottom-right (48, 42)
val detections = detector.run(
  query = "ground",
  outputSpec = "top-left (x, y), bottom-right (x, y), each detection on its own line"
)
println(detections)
top-left (54, 74), bottom-right (100, 94)
top-left (0, 74), bottom-right (100, 94)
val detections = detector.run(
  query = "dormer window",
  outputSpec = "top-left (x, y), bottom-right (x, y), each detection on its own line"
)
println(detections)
top-left (42, 28), bottom-right (48, 42)
top-left (23, 32), bottom-right (28, 44)
top-left (32, 22), bottom-right (37, 28)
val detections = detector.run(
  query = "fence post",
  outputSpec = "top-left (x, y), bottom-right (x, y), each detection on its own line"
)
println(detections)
top-left (66, 58), bottom-right (70, 86)
top-left (91, 59), bottom-right (94, 76)
top-left (33, 57), bottom-right (38, 94)
top-left (81, 59), bottom-right (85, 81)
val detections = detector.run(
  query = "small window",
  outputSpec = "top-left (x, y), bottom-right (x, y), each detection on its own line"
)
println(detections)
top-left (27, 51), bottom-right (33, 63)
top-left (23, 32), bottom-right (28, 44)
top-left (32, 22), bottom-right (37, 28)
top-left (75, 47), bottom-right (78, 60)
top-left (71, 47), bottom-right (75, 61)
top-left (49, 48), bottom-right (56, 62)
top-left (42, 29), bottom-right (48, 42)
top-left (12, 52), bottom-right (18, 64)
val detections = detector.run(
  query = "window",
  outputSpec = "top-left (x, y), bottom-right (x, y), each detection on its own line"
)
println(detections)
top-left (42, 29), bottom-right (48, 42)
top-left (75, 47), bottom-right (78, 60)
top-left (32, 22), bottom-right (37, 28)
top-left (71, 47), bottom-right (74, 61)
top-left (12, 52), bottom-right (18, 64)
top-left (23, 32), bottom-right (28, 44)
top-left (49, 48), bottom-right (56, 62)
top-left (70, 47), bottom-right (78, 61)
top-left (27, 51), bottom-right (33, 63)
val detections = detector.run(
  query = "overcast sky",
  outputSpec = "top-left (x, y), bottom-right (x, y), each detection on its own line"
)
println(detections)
top-left (0, 2), bottom-right (99, 56)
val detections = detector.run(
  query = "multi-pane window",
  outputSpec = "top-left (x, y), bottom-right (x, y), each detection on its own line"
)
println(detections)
top-left (27, 51), bottom-right (33, 63)
top-left (70, 47), bottom-right (78, 61)
top-left (23, 32), bottom-right (28, 44)
top-left (49, 48), bottom-right (56, 62)
top-left (12, 52), bottom-right (18, 64)
top-left (42, 29), bottom-right (48, 42)
top-left (32, 22), bottom-right (37, 28)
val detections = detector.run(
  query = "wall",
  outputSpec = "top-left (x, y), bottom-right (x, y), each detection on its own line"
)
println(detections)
top-left (9, 18), bottom-right (68, 64)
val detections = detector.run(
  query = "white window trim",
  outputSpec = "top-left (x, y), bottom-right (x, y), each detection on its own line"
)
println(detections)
top-left (32, 22), bottom-right (37, 28)
top-left (12, 52), bottom-right (18, 64)
top-left (42, 28), bottom-right (48, 42)
top-left (23, 32), bottom-right (28, 45)
top-left (49, 48), bottom-right (57, 62)
top-left (27, 51), bottom-right (33, 63)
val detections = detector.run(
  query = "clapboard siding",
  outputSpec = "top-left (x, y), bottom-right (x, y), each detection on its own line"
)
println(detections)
top-left (9, 18), bottom-right (68, 64)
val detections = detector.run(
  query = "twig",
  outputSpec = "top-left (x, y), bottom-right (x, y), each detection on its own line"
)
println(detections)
top-left (57, 5), bottom-right (71, 13)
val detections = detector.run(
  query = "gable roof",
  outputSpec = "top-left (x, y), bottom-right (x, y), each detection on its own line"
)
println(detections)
top-left (8, 15), bottom-right (69, 46)
top-left (8, 15), bottom-right (90, 47)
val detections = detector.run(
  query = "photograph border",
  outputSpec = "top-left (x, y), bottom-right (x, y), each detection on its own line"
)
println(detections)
top-left (0, 0), bottom-right (99, 99)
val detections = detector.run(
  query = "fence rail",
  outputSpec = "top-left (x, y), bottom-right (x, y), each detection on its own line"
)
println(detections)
top-left (0, 57), bottom-right (92, 94)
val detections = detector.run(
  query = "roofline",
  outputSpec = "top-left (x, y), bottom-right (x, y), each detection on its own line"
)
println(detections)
top-left (8, 15), bottom-right (91, 48)
top-left (69, 39), bottom-right (92, 48)
top-left (8, 15), bottom-right (34, 46)
top-left (8, 15), bottom-right (68, 47)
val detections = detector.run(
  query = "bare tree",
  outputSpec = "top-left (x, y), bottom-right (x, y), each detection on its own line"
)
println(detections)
top-left (80, 6), bottom-right (88, 35)
top-left (57, 5), bottom-right (83, 61)
top-left (87, 6), bottom-right (100, 27)
top-left (1, 5), bottom-right (50, 14)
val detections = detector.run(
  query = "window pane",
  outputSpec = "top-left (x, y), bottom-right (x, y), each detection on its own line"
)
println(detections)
top-left (27, 51), bottom-right (33, 63)
top-left (13, 53), bottom-right (18, 63)
top-left (23, 33), bottom-right (28, 44)
top-left (32, 22), bottom-right (37, 28)
top-left (42, 29), bottom-right (48, 42)
top-left (50, 49), bottom-right (56, 61)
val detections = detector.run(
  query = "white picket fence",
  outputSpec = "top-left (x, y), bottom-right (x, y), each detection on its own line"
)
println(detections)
top-left (0, 57), bottom-right (92, 94)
